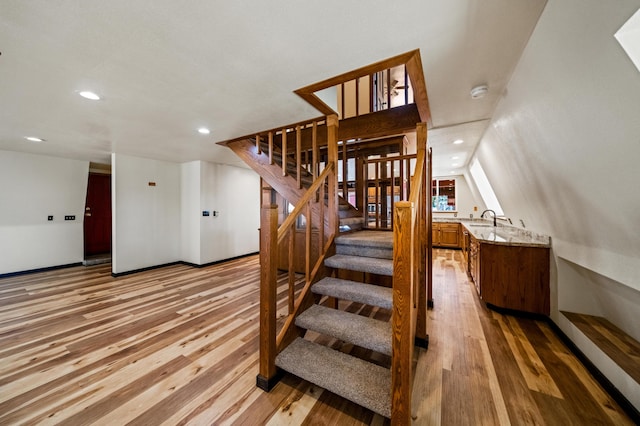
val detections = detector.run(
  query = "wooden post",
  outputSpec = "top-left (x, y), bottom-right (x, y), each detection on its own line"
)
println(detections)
top-left (288, 222), bottom-right (295, 314)
top-left (427, 147), bottom-right (433, 308)
top-left (296, 125), bottom-right (302, 189)
top-left (268, 132), bottom-right (274, 165)
top-left (392, 201), bottom-right (415, 425)
top-left (312, 121), bottom-right (318, 180)
top-left (282, 128), bottom-right (288, 176)
top-left (355, 156), bottom-right (364, 214)
top-left (327, 115), bottom-right (339, 236)
top-left (415, 123), bottom-right (429, 346)
top-left (257, 204), bottom-right (279, 391)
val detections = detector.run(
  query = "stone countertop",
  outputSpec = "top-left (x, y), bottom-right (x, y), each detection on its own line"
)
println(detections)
top-left (433, 218), bottom-right (551, 248)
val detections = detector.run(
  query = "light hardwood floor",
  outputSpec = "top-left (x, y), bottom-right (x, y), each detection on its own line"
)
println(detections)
top-left (0, 250), bottom-right (634, 425)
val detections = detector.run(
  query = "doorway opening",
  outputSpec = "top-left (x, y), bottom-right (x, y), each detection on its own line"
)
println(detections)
top-left (83, 162), bottom-right (112, 266)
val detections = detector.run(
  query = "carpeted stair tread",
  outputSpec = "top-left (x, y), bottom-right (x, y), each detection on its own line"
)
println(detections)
top-left (312, 277), bottom-right (392, 310)
top-left (296, 304), bottom-right (391, 355)
top-left (325, 254), bottom-right (393, 276)
top-left (275, 337), bottom-right (391, 418)
top-left (335, 231), bottom-right (393, 259)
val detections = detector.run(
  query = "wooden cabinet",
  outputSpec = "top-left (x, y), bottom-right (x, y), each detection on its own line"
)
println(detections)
top-left (468, 234), bottom-right (480, 295)
top-left (433, 222), bottom-right (460, 248)
top-left (460, 227), bottom-right (469, 263)
top-left (467, 236), bottom-right (549, 315)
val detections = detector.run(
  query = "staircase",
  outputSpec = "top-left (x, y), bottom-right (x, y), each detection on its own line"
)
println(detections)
top-left (275, 230), bottom-right (395, 418)
top-left (223, 113), bottom-right (430, 424)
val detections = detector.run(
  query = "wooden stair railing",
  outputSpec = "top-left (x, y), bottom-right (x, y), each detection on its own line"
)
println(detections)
top-left (256, 116), bottom-right (340, 391)
top-left (363, 153), bottom-right (417, 230)
top-left (391, 122), bottom-right (428, 424)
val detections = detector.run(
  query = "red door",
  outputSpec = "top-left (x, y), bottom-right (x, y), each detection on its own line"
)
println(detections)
top-left (84, 173), bottom-right (112, 256)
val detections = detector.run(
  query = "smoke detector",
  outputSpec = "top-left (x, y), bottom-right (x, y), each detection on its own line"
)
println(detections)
top-left (470, 85), bottom-right (488, 99)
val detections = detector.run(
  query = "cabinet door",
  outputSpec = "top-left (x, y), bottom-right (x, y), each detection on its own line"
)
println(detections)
top-left (432, 223), bottom-right (441, 245)
top-left (439, 224), bottom-right (460, 247)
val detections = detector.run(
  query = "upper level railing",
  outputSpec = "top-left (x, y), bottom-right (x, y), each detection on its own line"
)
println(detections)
top-left (336, 65), bottom-right (414, 120)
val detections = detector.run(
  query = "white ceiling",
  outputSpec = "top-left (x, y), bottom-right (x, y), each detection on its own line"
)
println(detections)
top-left (0, 0), bottom-right (547, 176)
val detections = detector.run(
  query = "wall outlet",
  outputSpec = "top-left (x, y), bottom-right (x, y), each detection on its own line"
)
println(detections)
top-left (64, 215), bottom-right (76, 220)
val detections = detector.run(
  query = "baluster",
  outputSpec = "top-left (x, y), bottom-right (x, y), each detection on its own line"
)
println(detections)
top-left (342, 141), bottom-right (348, 199)
top-left (327, 115), bottom-right (339, 236)
top-left (296, 125), bottom-right (302, 189)
top-left (312, 121), bottom-right (318, 180)
top-left (282, 128), bottom-right (287, 176)
top-left (340, 83), bottom-right (345, 119)
top-left (256, 134), bottom-right (261, 154)
top-left (386, 69), bottom-right (391, 110)
top-left (355, 77), bottom-right (360, 117)
top-left (404, 65), bottom-right (409, 106)
top-left (305, 202), bottom-right (312, 282)
top-left (375, 160), bottom-right (380, 229)
top-left (319, 179), bottom-right (325, 247)
top-left (288, 221), bottom-right (295, 315)
top-left (268, 131), bottom-right (274, 165)
top-left (390, 158), bottom-right (396, 225)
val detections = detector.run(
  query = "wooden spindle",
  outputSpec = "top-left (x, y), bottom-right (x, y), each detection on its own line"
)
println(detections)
top-left (282, 128), bottom-right (287, 176)
top-left (296, 125), bottom-right (302, 189)
top-left (312, 121), bottom-right (318, 180)
top-left (288, 222), bottom-right (295, 314)
top-left (268, 132), bottom-right (274, 165)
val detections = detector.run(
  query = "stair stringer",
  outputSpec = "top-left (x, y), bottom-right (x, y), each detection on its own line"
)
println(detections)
top-left (227, 138), bottom-right (331, 231)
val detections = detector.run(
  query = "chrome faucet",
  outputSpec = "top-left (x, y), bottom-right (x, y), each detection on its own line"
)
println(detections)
top-left (481, 209), bottom-right (497, 226)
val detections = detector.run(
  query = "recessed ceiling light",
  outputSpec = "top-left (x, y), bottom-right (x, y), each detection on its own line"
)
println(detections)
top-left (198, 127), bottom-right (211, 135)
top-left (452, 163), bottom-right (460, 167)
top-left (452, 156), bottom-right (459, 160)
top-left (25, 136), bottom-right (44, 142)
top-left (453, 139), bottom-right (464, 145)
top-left (470, 84), bottom-right (488, 99)
top-left (79, 91), bottom-right (101, 100)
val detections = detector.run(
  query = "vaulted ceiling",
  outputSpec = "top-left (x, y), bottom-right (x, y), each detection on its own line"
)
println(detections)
top-left (0, 0), bottom-right (547, 176)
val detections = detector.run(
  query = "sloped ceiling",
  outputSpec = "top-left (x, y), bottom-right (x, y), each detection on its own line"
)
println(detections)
top-left (0, 0), bottom-right (546, 174)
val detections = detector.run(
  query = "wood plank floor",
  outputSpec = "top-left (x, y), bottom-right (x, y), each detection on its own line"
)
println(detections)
top-left (0, 250), bottom-right (634, 425)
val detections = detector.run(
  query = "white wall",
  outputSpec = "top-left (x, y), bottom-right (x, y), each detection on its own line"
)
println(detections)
top-left (112, 153), bottom-right (181, 274)
top-left (0, 150), bottom-right (89, 274)
top-left (199, 162), bottom-right (259, 263)
top-left (473, 0), bottom-right (640, 408)
top-left (181, 161), bottom-right (201, 265)
top-left (179, 161), bottom-right (259, 266)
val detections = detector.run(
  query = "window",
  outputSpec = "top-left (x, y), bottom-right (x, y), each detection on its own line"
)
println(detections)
top-left (615, 8), bottom-right (640, 73)
top-left (469, 158), bottom-right (504, 216)
top-left (432, 178), bottom-right (456, 211)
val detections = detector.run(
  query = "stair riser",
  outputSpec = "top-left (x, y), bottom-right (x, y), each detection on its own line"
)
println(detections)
top-left (336, 245), bottom-right (392, 259)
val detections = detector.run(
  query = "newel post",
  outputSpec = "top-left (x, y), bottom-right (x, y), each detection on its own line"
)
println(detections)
top-left (416, 122), bottom-right (429, 347)
top-left (392, 201), bottom-right (415, 425)
top-left (257, 203), bottom-right (279, 391)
